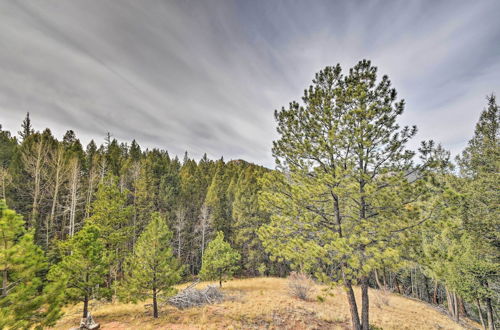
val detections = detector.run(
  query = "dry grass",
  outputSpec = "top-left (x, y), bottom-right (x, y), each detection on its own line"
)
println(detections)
top-left (52, 277), bottom-right (479, 329)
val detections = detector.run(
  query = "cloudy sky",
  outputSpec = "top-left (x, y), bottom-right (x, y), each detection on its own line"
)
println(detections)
top-left (0, 0), bottom-right (499, 167)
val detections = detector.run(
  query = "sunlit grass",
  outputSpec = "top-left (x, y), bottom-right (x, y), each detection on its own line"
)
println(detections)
top-left (53, 277), bottom-right (478, 329)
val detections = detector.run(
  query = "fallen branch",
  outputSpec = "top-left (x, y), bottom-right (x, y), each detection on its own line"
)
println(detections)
top-left (166, 280), bottom-right (223, 309)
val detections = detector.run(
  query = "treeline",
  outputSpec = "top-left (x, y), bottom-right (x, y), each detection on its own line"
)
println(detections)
top-left (0, 116), bottom-right (287, 325)
top-left (1, 116), bottom-right (284, 276)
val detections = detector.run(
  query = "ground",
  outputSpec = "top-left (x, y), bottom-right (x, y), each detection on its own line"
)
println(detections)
top-left (53, 277), bottom-right (480, 330)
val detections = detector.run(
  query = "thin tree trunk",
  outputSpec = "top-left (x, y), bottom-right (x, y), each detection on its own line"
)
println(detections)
top-left (477, 299), bottom-right (486, 330)
top-left (423, 276), bottom-right (431, 302)
top-left (31, 141), bottom-right (44, 228)
top-left (433, 280), bottom-right (439, 305)
top-left (85, 165), bottom-right (95, 219)
top-left (344, 277), bottom-right (361, 330)
top-left (83, 294), bottom-right (89, 318)
top-left (361, 277), bottom-right (369, 330)
top-left (153, 287), bottom-right (158, 318)
top-left (69, 158), bottom-right (79, 237)
top-left (459, 296), bottom-right (467, 317)
top-left (410, 269), bottom-right (415, 297)
top-left (374, 270), bottom-right (383, 289)
top-left (453, 291), bottom-right (459, 322)
top-left (485, 297), bottom-right (494, 330)
top-left (446, 287), bottom-right (453, 316)
top-left (394, 275), bottom-right (401, 294)
top-left (48, 150), bottom-right (63, 247)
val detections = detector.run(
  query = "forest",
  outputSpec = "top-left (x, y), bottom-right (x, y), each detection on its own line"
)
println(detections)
top-left (0, 60), bottom-right (498, 330)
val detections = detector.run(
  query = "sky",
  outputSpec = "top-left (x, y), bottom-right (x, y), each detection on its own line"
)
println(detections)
top-left (0, 0), bottom-right (499, 167)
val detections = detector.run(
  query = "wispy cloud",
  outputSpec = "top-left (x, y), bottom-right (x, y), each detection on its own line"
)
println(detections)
top-left (0, 0), bottom-right (499, 167)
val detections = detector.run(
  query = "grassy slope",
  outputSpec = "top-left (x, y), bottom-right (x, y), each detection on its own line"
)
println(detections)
top-left (53, 277), bottom-right (479, 329)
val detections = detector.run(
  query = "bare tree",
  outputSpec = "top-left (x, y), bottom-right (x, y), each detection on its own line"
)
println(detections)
top-left (0, 167), bottom-right (11, 200)
top-left (84, 156), bottom-right (99, 219)
top-left (67, 157), bottom-right (80, 237)
top-left (175, 207), bottom-right (186, 259)
top-left (46, 145), bottom-right (68, 247)
top-left (129, 161), bottom-right (142, 248)
top-left (197, 203), bottom-right (211, 260)
top-left (21, 136), bottom-right (49, 228)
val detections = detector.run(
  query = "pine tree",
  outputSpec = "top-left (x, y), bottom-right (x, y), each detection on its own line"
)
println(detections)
top-left (0, 200), bottom-right (63, 328)
top-left (232, 166), bottom-right (270, 275)
top-left (48, 224), bottom-right (108, 318)
top-left (259, 60), bottom-right (438, 330)
top-left (199, 231), bottom-right (240, 287)
top-left (456, 94), bottom-right (499, 329)
top-left (18, 112), bottom-right (34, 141)
top-left (205, 160), bottom-right (231, 238)
top-left (119, 212), bottom-right (182, 318)
top-left (87, 176), bottom-right (132, 289)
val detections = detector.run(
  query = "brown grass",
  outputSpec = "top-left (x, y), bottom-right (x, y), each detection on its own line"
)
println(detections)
top-left (52, 277), bottom-right (479, 329)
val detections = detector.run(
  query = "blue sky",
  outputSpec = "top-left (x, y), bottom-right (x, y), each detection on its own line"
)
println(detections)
top-left (0, 0), bottom-right (499, 167)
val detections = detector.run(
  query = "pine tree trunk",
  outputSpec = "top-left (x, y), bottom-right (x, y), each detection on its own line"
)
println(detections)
top-left (83, 294), bottom-right (89, 318)
top-left (374, 270), bottom-right (383, 289)
top-left (433, 280), bottom-right (438, 305)
top-left (485, 297), bottom-right (494, 330)
top-left (459, 296), bottom-right (467, 317)
top-left (476, 299), bottom-right (486, 330)
top-left (344, 278), bottom-right (361, 330)
top-left (423, 276), bottom-right (431, 302)
top-left (394, 275), bottom-right (401, 294)
top-left (31, 141), bottom-right (44, 228)
top-left (446, 287), bottom-right (454, 316)
top-left (453, 291), bottom-right (459, 322)
top-left (153, 287), bottom-right (158, 318)
top-left (69, 159), bottom-right (79, 237)
top-left (361, 277), bottom-right (369, 330)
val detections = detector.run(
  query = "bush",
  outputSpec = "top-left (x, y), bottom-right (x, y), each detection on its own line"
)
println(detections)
top-left (287, 271), bottom-right (314, 300)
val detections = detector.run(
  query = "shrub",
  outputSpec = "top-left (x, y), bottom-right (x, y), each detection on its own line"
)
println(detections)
top-left (287, 271), bottom-right (314, 300)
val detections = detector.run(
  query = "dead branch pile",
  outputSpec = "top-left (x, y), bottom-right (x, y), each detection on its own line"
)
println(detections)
top-left (167, 282), bottom-right (223, 309)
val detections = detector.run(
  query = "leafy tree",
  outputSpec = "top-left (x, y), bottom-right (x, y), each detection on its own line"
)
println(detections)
top-left (259, 60), bottom-right (437, 330)
top-left (119, 212), bottom-right (182, 318)
top-left (0, 200), bottom-right (63, 328)
top-left (200, 231), bottom-right (240, 287)
top-left (48, 224), bottom-right (108, 318)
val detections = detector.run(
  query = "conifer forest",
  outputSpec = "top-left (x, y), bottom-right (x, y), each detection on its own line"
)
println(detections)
top-left (0, 2), bottom-right (499, 330)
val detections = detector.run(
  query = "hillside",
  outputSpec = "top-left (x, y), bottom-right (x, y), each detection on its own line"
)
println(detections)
top-left (53, 278), bottom-right (479, 330)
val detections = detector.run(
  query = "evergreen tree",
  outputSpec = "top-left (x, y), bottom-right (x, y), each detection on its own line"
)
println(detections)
top-left (87, 176), bottom-right (132, 288)
top-left (232, 166), bottom-right (270, 275)
top-left (259, 60), bottom-right (437, 330)
top-left (18, 112), bottom-right (34, 142)
top-left (200, 231), bottom-right (240, 287)
top-left (205, 160), bottom-right (231, 238)
top-left (119, 212), bottom-right (182, 318)
top-left (455, 95), bottom-right (499, 329)
top-left (48, 224), bottom-right (108, 318)
top-left (129, 139), bottom-right (142, 162)
top-left (0, 200), bottom-right (63, 328)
